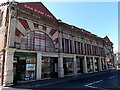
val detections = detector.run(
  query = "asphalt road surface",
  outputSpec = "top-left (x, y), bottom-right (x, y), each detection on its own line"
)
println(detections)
top-left (1, 70), bottom-right (120, 90)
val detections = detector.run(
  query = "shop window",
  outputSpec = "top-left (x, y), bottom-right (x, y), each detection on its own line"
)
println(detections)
top-left (41, 57), bottom-right (58, 78)
top-left (94, 58), bottom-right (99, 71)
top-left (87, 58), bottom-right (94, 72)
top-left (63, 58), bottom-right (73, 75)
top-left (76, 57), bottom-right (83, 74)
top-left (20, 31), bottom-right (55, 52)
top-left (16, 56), bottom-right (36, 81)
top-left (41, 57), bottom-right (51, 78)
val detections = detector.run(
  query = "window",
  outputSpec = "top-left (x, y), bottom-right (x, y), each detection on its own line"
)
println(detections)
top-left (20, 31), bottom-right (55, 52)
top-left (81, 43), bottom-right (83, 55)
top-left (84, 44), bottom-right (87, 55)
top-left (69, 40), bottom-right (72, 54)
top-left (62, 38), bottom-right (64, 53)
top-left (74, 41), bottom-right (77, 53)
top-left (64, 39), bottom-right (69, 53)
top-left (0, 11), bottom-right (3, 25)
top-left (77, 42), bottom-right (80, 54)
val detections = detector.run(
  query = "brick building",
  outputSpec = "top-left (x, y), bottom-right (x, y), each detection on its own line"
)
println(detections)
top-left (0, 1), bottom-right (115, 86)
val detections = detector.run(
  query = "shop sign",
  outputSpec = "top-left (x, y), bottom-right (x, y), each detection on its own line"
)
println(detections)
top-left (26, 64), bottom-right (35, 71)
top-left (42, 54), bottom-right (58, 57)
top-left (18, 3), bottom-right (57, 21)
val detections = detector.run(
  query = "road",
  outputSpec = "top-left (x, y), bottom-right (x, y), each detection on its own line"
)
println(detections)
top-left (1, 70), bottom-right (120, 90)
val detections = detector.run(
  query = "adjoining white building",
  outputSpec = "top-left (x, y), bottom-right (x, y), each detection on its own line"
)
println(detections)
top-left (115, 52), bottom-right (120, 69)
top-left (0, 1), bottom-right (115, 86)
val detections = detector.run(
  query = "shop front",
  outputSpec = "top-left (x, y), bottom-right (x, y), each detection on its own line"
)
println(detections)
top-left (107, 58), bottom-right (114, 69)
top-left (41, 56), bottom-right (58, 79)
top-left (94, 58), bottom-right (99, 72)
top-left (76, 56), bottom-right (83, 74)
top-left (13, 52), bottom-right (37, 84)
top-left (87, 57), bottom-right (94, 72)
top-left (101, 58), bottom-right (106, 70)
top-left (63, 57), bottom-right (74, 76)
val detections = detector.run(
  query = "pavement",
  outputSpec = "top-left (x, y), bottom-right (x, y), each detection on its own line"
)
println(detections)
top-left (0, 69), bottom-right (119, 89)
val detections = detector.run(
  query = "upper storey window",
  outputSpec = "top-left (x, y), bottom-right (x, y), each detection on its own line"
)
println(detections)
top-left (0, 11), bottom-right (3, 26)
top-left (20, 31), bottom-right (55, 52)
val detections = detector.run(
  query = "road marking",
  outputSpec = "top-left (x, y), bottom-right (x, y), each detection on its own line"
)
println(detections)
top-left (85, 80), bottom-right (103, 89)
top-left (0, 87), bottom-right (9, 90)
top-left (108, 75), bottom-right (117, 79)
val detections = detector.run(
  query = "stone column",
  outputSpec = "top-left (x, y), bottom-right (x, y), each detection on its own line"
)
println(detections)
top-left (73, 55), bottom-right (77, 75)
top-left (93, 56), bottom-right (96, 72)
top-left (6, 8), bottom-right (17, 48)
top-left (3, 49), bottom-right (15, 86)
top-left (98, 57), bottom-right (102, 71)
top-left (58, 54), bottom-right (64, 78)
top-left (36, 52), bottom-right (42, 80)
top-left (83, 56), bottom-right (87, 73)
top-left (105, 58), bottom-right (108, 70)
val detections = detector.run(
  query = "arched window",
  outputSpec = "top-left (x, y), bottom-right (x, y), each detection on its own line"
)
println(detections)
top-left (20, 31), bottom-right (55, 52)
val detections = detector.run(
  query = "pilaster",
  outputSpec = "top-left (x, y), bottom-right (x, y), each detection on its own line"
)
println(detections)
top-left (58, 54), bottom-right (64, 78)
top-left (83, 56), bottom-right (87, 73)
top-left (3, 49), bottom-right (15, 86)
top-left (36, 52), bottom-right (42, 80)
top-left (93, 56), bottom-right (96, 72)
top-left (73, 55), bottom-right (77, 75)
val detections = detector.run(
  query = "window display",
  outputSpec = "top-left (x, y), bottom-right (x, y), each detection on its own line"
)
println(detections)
top-left (94, 58), bottom-right (99, 71)
top-left (16, 56), bottom-right (36, 81)
top-left (101, 58), bottom-right (106, 70)
top-left (76, 57), bottom-right (83, 74)
top-left (87, 58), bottom-right (94, 72)
top-left (63, 58), bottom-right (73, 75)
top-left (42, 57), bottom-right (51, 78)
top-left (42, 57), bottom-right (58, 78)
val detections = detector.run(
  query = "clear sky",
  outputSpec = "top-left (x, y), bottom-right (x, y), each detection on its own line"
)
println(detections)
top-left (42, 2), bottom-right (118, 52)
top-left (0, 0), bottom-right (118, 52)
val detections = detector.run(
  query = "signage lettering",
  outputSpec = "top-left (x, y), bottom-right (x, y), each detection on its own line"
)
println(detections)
top-left (24, 4), bottom-right (53, 19)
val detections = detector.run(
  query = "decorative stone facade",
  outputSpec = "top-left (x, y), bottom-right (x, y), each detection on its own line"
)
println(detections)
top-left (0, 1), bottom-right (115, 86)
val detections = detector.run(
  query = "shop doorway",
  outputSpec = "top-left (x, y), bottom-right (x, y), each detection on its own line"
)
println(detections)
top-left (42, 57), bottom-right (58, 79)
top-left (63, 58), bottom-right (74, 76)
top-left (76, 56), bottom-right (83, 74)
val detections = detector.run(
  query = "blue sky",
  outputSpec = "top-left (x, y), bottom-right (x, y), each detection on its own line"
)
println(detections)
top-left (42, 2), bottom-right (118, 52)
